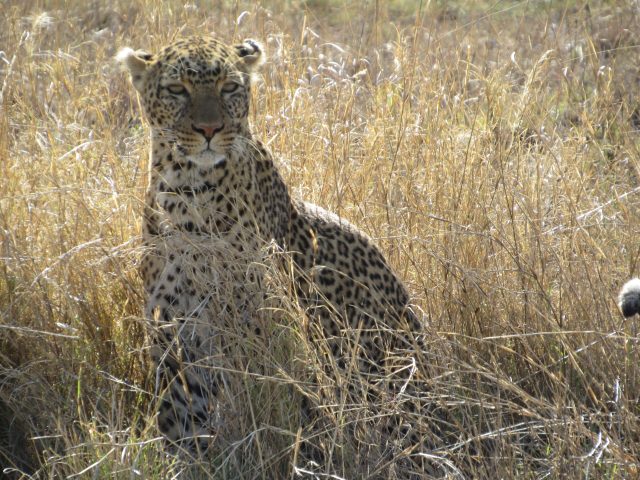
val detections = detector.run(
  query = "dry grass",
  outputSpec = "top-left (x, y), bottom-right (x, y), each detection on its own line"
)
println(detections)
top-left (1, 0), bottom-right (640, 478)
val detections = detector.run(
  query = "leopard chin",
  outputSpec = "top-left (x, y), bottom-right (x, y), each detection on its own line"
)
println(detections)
top-left (186, 149), bottom-right (227, 167)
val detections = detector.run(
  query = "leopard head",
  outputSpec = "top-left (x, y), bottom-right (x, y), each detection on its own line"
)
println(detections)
top-left (118, 36), bottom-right (264, 165)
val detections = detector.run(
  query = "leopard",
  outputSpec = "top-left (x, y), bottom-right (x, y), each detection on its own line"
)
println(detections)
top-left (118, 36), bottom-right (429, 459)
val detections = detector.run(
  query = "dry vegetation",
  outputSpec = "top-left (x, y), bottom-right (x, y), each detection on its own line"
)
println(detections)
top-left (1, 0), bottom-right (640, 478)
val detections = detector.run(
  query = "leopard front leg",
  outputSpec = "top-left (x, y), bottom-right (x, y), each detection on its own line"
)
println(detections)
top-left (144, 248), bottom-right (218, 455)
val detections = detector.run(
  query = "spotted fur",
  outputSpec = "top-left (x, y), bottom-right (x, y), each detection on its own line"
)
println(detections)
top-left (119, 36), bottom-right (423, 453)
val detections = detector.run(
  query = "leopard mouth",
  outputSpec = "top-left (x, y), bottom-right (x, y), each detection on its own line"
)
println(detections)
top-left (170, 130), bottom-right (229, 166)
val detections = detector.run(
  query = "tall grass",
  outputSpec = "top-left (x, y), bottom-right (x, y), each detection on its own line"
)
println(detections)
top-left (1, 0), bottom-right (639, 478)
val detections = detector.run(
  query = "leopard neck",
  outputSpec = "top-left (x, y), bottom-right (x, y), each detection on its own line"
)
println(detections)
top-left (145, 129), bottom-right (295, 246)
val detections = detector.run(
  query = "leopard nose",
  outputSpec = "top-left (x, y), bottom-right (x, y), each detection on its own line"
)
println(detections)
top-left (193, 122), bottom-right (223, 140)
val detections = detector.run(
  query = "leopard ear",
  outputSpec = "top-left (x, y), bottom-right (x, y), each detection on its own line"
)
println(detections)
top-left (234, 39), bottom-right (265, 70)
top-left (117, 47), bottom-right (154, 91)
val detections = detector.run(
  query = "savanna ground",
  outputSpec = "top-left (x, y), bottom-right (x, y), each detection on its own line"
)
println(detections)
top-left (1, 0), bottom-right (640, 478)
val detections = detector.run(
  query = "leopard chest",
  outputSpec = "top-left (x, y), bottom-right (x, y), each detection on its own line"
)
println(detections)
top-left (149, 156), bottom-right (263, 246)
top-left (142, 154), bottom-right (266, 303)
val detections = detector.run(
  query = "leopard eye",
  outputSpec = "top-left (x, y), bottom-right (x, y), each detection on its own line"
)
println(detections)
top-left (220, 82), bottom-right (240, 94)
top-left (166, 84), bottom-right (188, 95)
